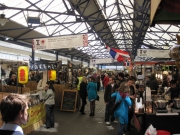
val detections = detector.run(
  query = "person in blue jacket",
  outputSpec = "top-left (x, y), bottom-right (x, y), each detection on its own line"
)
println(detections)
top-left (111, 82), bottom-right (132, 135)
top-left (87, 76), bottom-right (97, 116)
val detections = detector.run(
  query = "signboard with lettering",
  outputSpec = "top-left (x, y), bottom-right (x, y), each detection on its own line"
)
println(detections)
top-left (137, 49), bottom-right (170, 58)
top-left (60, 90), bottom-right (78, 113)
top-left (32, 34), bottom-right (88, 50)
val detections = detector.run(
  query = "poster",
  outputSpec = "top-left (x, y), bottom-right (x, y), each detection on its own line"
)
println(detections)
top-left (33, 34), bottom-right (88, 50)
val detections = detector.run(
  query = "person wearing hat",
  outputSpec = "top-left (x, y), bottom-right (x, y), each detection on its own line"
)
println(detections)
top-left (111, 82), bottom-right (132, 135)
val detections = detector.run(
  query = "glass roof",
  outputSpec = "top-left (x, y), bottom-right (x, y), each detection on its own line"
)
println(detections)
top-left (0, 0), bottom-right (179, 61)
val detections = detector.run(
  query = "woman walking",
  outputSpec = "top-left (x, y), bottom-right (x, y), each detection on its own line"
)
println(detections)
top-left (79, 76), bottom-right (88, 115)
top-left (87, 76), bottom-right (97, 116)
top-left (111, 83), bottom-right (132, 135)
top-left (44, 81), bottom-right (55, 129)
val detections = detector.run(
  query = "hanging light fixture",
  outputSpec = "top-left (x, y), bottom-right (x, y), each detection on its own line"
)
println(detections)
top-left (0, 14), bottom-right (9, 26)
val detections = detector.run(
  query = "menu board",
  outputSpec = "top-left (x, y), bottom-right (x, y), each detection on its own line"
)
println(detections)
top-left (60, 90), bottom-right (78, 113)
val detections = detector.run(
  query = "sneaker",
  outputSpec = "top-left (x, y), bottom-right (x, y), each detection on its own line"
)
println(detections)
top-left (111, 120), bottom-right (118, 124)
top-left (105, 122), bottom-right (110, 125)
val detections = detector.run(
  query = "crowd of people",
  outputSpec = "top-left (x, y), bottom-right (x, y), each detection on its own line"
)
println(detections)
top-left (1, 69), bottom-right (180, 135)
top-left (76, 71), bottom-right (139, 135)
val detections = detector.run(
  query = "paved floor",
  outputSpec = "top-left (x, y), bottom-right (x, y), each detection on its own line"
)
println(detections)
top-left (29, 91), bottom-right (141, 135)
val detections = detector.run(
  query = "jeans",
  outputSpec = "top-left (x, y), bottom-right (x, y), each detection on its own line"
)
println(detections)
top-left (118, 123), bottom-right (126, 135)
top-left (46, 105), bottom-right (54, 128)
top-left (105, 101), bottom-right (115, 122)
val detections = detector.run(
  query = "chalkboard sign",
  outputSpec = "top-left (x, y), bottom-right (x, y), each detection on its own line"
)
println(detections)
top-left (60, 90), bottom-right (78, 113)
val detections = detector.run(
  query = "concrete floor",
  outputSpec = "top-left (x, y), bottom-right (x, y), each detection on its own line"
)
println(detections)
top-left (29, 91), bottom-right (141, 135)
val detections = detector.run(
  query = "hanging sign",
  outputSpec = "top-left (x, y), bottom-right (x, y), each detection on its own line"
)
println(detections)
top-left (137, 49), bottom-right (170, 58)
top-left (18, 66), bottom-right (28, 84)
top-left (32, 34), bottom-right (88, 50)
top-left (90, 58), bottom-right (113, 65)
top-left (48, 70), bottom-right (56, 81)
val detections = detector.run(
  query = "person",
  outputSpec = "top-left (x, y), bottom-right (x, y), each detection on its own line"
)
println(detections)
top-left (101, 72), bottom-right (105, 90)
top-left (0, 93), bottom-right (29, 135)
top-left (148, 73), bottom-right (159, 94)
top-left (162, 74), bottom-right (169, 88)
top-left (87, 76), bottom-right (97, 116)
top-left (44, 81), bottom-right (55, 129)
top-left (79, 76), bottom-right (88, 115)
top-left (117, 72), bottom-right (126, 87)
top-left (96, 73), bottom-right (101, 92)
top-left (76, 72), bottom-right (83, 110)
top-left (7, 74), bottom-right (17, 86)
top-left (104, 77), bottom-right (119, 125)
top-left (126, 77), bottom-right (136, 132)
top-left (103, 73), bottom-right (109, 89)
top-left (163, 80), bottom-right (180, 107)
top-left (111, 83), bottom-right (132, 135)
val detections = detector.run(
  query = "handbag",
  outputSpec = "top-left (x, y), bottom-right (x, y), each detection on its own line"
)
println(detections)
top-left (111, 100), bottom-right (122, 114)
top-left (96, 95), bottom-right (100, 101)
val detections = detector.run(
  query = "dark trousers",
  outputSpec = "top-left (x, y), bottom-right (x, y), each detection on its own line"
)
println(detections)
top-left (97, 82), bottom-right (100, 91)
top-left (118, 123), bottom-right (126, 135)
top-left (80, 97), bottom-right (87, 113)
top-left (128, 105), bottom-right (134, 129)
top-left (105, 101), bottom-right (115, 122)
top-left (46, 105), bottom-right (54, 128)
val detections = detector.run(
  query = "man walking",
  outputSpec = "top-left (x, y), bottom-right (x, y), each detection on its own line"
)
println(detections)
top-left (104, 77), bottom-right (118, 125)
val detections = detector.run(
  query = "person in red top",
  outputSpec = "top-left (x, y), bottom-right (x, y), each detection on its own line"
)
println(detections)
top-left (103, 73), bottom-right (109, 88)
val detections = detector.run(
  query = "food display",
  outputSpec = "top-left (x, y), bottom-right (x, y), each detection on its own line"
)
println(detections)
top-left (29, 93), bottom-right (40, 106)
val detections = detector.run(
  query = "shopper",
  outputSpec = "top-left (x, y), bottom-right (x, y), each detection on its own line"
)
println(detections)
top-left (117, 72), bottom-right (126, 87)
top-left (87, 76), bottom-right (97, 116)
top-left (126, 77), bottom-right (136, 132)
top-left (76, 72), bottom-right (83, 110)
top-left (103, 73), bottom-right (109, 89)
top-left (44, 81), bottom-right (55, 129)
top-left (111, 83), bottom-right (132, 135)
top-left (149, 73), bottom-right (159, 94)
top-left (104, 77), bottom-right (119, 125)
top-left (79, 76), bottom-right (88, 115)
top-left (0, 93), bottom-right (29, 135)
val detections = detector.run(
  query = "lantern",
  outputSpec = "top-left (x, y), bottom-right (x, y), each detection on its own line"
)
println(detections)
top-left (18, 66), bottom-right (28, 84)
top-left (48, 70), bottom-right (56, 81)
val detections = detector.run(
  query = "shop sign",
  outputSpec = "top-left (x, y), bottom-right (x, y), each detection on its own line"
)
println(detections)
top-left (21, 103), bottom-right (45, 128)
top-left (32, 34), bottom-right (88, 50)
top-left (48, 70), bottom-right (56, 81)
top-left (18, 66), bottom-right (28, 84)
top-left (137, 49), bottom-right (170, 58)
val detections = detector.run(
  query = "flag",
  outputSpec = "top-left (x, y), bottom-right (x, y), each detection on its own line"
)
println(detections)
top-left (105, 45), bottom-right (130, 62)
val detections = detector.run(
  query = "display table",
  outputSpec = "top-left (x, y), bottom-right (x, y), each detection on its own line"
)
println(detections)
top-left (136, 112), bottom-right (180, 134)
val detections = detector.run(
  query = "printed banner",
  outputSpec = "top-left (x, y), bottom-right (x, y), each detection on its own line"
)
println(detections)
top-left (21, 103), bottom-right (46, 128)
top-left (90, 58), bottom-right (113, 65)
top-left (137, 49), bottom-right (170, 58)
top-left (32, 34), bottom-right (88, 50)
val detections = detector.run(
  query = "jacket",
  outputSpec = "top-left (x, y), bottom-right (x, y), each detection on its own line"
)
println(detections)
top-left (103, 76), bottom-right (109, 87)
top-left (111, 92), bottom-right (132, 125)
top-left (87, 82), bottom-right (97, 101)
top-left (44, 89), bottom-right (55, 105)
top-left (77, 76), bottom-right (83, 90)
top-left (104, 83), bottom-right (118, 102)
top-left (0, 130), bottom-right (23, 135)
